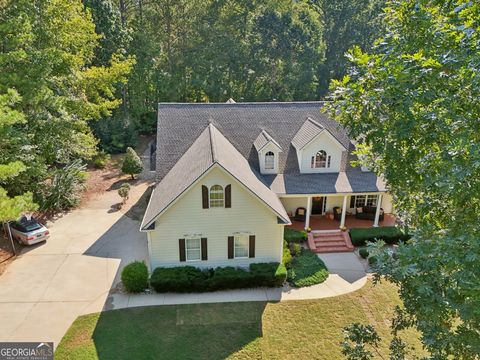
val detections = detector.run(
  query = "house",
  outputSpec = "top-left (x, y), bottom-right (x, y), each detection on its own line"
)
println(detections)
top-left (140, 102), bottom-right (393, 269)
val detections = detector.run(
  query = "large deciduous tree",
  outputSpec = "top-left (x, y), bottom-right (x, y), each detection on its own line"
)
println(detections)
top-left (327, 0), bottom-right (480, 358)
top-left (0, 0), bottom-right (133, 210)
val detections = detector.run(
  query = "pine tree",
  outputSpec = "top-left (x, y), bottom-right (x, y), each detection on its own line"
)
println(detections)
top-left (121, 147), bottom-right (143, 179)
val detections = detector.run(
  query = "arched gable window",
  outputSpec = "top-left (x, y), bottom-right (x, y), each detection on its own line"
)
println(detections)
top-left (311, 150), bottom-right (328, 168)
top-left (265, 151), bottom-right (275, 170)
top-left (209, 185), bottom-right (224, 208)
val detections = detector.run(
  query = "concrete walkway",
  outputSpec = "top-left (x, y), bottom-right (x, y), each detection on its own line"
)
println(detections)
top-left (0, 182), bottom-right (150, 347)
top-left (105, 252), bottom-right (367, 310)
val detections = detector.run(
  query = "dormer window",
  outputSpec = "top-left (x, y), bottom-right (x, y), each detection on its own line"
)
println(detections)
top-left (265, 151), bottom-right (275, 170)
top-left (209, 185), bottom-right (224, 208)
top-left (311, 150), bottom-right (331, 168)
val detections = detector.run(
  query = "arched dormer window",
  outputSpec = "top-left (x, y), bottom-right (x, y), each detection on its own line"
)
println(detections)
top-left (209, 185), bottom-right (224, 208)
top-left (311, 150), bottom-right (331, 168)
top-left (265, 151), bottom-right (275, 170)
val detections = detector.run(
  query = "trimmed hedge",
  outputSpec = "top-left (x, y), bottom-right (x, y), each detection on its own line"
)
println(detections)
top-left (287, 249), bottom-right (329, 287)
top-left (349, 226), bottom-right (411, 247)
top-left (283, 240), bottom-right (292, 268)
top-left (121, 261), bottom-right (149, 293)
top-left (284, 228), bottom-right (307, 243)
top-left (150, 263), bottom-right (287, 293)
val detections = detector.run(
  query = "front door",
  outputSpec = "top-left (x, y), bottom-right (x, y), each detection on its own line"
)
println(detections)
top-left (311, 197), bottom-right (324, 215)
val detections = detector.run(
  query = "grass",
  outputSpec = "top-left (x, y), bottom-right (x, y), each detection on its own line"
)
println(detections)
top-left (284, 228), bottom-right (307, 243)
top-left (55, 280), bottom-right (425, 360)
top-left (287, 249), bottom-right (329, 287)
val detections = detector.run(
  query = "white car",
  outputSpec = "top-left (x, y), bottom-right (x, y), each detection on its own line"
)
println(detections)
top-left (9, 218), bottom-right (49, 245)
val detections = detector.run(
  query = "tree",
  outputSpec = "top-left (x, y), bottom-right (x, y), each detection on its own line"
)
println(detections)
top-left (121, 147), bottom-right (143, 179)
top-left (0, 0), bottom-right (134, 210)
top-left (0, 90), bottom-right (38, 222)
top-left (118, 183), bottom-right (130, 205)
top-left (326, 0), bottom-right (480, 358)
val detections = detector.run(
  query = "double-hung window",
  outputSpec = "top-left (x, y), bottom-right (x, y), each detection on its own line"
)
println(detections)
top-left (209, 185), bottom-right (224, 208)
top-left (265, 151), bottom-right (275, 170)
top-left (186, 238), bottom-right (201, 261)
top-left (353, 195), bottom-right (378, 208)
top-left (234, 234), bottom-right (249, 258)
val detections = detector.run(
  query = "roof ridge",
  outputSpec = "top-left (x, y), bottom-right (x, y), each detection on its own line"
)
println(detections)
top-left (306, 116), bottom-right (324, 129)
top-left (208, 123), bottom-right (218, 162)
top-left (158, 101), bottom-right (328, 106)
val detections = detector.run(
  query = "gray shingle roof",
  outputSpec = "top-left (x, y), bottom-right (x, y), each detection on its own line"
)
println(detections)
top-left (291, 117), bottom-right (324, 150)
top-left (156, 102), bottom-right (352, 183)
top-left (141, 123), bottom-right (290, 230)
top-left (253, 130), bottom-right (282, 151)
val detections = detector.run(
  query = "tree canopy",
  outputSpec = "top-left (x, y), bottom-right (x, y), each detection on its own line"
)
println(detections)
top-left (327, 0), bottom-right (480, 357)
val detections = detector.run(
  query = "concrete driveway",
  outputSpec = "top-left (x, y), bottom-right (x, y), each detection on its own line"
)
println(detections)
top-left (0, 182), bottom-right (149, 347)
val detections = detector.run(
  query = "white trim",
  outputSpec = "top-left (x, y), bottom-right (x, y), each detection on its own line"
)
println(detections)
top-left (233, 233), bottom-right (250, 259)
top-left (185, 237), bottom-right (202, 262)
top-left (278, 192), bottom-right (387, 198)
top-left (299, 127), bottom-right (347, 151)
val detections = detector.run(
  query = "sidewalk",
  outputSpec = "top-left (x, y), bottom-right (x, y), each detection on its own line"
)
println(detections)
top-left (105, 252), bottom-right (368, 310)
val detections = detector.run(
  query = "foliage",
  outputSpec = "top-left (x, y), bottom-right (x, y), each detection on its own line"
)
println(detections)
top-left (91, 151), bottom-right (111, 169)
top-left (37, 160), bottom-right (87, 212)
top-left (121, 147), bottom-right (143, 179)
top-left (150, 263), bottom-right (286, 293)
top-left (284, 228), bottom-right (307, 243)
top-left (282, 240), bottom-right (292, 268)
top-left (0, 0), bottom-right (133, 213)
top-left (289, 242), bottom-right (302, 256)
top-left (349, 227), bottom-right (410, 247)
top-left (287, 249), bottom-right (329, 287)
top-left (118, 183), bottom-right (130, 204)
top-left (121, 261), bottom-right (148, 293)
top-left (359, 248), bottom-right (369, 259)
top-left (326, 0), bottom-right (480, 357)
top-left (250, 262), bottom-right (287, 287)
top-left (0, 90), bottom-right (38, 221)
top-left (150, 266), bottom-right (210, 293)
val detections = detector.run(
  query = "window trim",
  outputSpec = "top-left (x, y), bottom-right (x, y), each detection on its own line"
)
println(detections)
top-left (353, 194), bottom-right (379, 208)
top-left (264, 151), bottom-right (275, 170)
top-left (185, 238), bottom-right (201, 262)
top-left (311, 150), bottom-right (328, 168)
top-left (209, 184), bottom-right (224, 208)
top-left (233, 234), bottom-right (249, 259)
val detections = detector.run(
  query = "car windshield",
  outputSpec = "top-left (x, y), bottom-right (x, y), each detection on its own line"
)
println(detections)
top-left (13, 220), bottom-right (42, 232)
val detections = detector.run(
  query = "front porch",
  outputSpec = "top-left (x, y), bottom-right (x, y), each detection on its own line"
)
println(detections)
top-left (288, 213), bottom-right (397, 232)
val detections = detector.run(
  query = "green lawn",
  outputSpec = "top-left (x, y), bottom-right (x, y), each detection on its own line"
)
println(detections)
top-left (56, 281), bottom-right (424, 360)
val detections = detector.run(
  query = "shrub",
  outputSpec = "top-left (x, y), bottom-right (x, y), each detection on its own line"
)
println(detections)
top-left (91, 150), bottom-right (111, 169)
top-left (121, 147), bottom-right (143, 179)
top-left (289, 243), bottom-right (302, 256)
top-left (121, 261), bottom-right (149, 293)
top-left (283, 240), bottom-right (292, 267)
top-left (118, 183), bottom-right (130, 204)
top-left (150, 262), bottom-right (287, 293)
top-left (250, 262), bottom-right (287, 287)
top-left (287, 249), bottom-right (329, 287)
top-left (284, 228), bottom-right (307, 243)
top-left (349, 226), bottom-right (411, 247)
top-left (359, 248), bottom-right (369, 259)
top-left (150, 266), bottom-right (209, 293)
top-left (37, 159), bottom-right (87, 212)
top-left (208, 267), bottom-right (252, 290)
top-left (368, 255), bottom-right (378, 266)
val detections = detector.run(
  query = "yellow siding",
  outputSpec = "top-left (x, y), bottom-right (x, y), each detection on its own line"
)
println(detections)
top-left (148, 167), bottom-right (284, 269)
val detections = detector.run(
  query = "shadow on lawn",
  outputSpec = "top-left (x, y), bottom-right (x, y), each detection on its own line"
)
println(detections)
top-left (90, 302), bottom-right (267, 360)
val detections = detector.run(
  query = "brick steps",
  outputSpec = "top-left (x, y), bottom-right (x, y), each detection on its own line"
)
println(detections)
top-left (307, 230), bottom-right (354, 253)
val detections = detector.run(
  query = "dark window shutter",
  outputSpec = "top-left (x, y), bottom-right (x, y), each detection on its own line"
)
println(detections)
top-left (227, 236), bottom-right (234, 259)
top-left (202, 185), bottom-right (209, 209)
top-left (249, 235), bottom-right (255, 258)
top-left (201, 238), bottom-right (208, 260)
top-left (349, 196), bottom-right (355, 208)
top-left (179, 239), bottom-right (186, 262)
top-left (225, 184), bottom-right (231, 208)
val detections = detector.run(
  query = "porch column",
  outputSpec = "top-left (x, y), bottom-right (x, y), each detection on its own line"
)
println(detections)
top-left (373, 194), bottom-right (383, 227)
top-left (305, 196), bottom-right (312, 229)
top-left (340, 195), bottom-right (348, 229)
